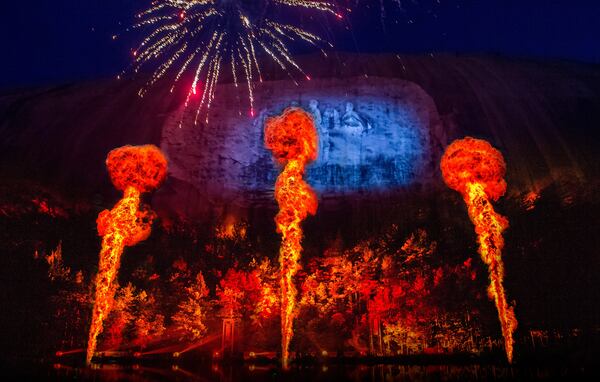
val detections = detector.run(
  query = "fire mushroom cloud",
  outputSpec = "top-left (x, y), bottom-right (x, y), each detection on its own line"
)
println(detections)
top-left (440, 137), bottom-right (517, 363)
top-left (87, 145), bottom-right (167, 365)
top-left (264, 107), bottom-right (319, 368)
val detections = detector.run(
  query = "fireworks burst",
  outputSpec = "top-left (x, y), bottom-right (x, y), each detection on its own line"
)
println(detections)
top-left (130, 0), bottom-right (340, 124)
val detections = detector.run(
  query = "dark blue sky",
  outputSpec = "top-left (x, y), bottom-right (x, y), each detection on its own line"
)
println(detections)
top-left (1, 0), bottom-right (599, 88)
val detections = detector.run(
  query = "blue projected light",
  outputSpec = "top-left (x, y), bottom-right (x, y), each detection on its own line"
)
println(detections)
top-left (162, 78), bottom-right (435, 199)
top-left (243, 97), bottom-right (428, 193)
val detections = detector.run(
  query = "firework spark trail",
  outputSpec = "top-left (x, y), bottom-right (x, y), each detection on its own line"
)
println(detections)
top-left (335, 0), bottom-right (445, 29)
top-left (440, 137), bottom-right (517, 363)
top-left (86, 145), bottom-right (167, 366)
top-left (265, 108), bottom-right (318, 368)
top-left (130, 1), bottom-right (340, 124)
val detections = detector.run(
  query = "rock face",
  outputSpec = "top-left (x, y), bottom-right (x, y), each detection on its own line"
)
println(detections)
top-left (2, 55), bottom-right (599, 363)
top-left (0, 54), bottom-right (598, 220)
top-left (161, 77), bottom-right (443, 214)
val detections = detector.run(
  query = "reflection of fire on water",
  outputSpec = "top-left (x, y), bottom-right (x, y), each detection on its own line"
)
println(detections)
top-left (86, 145), bottom-right (167, 365)
top-left (265, 107), bottom-right (319, 368)
top-left (441, 137), bottom-right (517, 363)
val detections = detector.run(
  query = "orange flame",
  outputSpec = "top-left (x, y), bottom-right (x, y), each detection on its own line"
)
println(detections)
top-left (265, 108), bottom-right (318, 368)
top-left (86, 145), bottom-right (167, 365)
top-left (441, 137), bottom-right (517, 363)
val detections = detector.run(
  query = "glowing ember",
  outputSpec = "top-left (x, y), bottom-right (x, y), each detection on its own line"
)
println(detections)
top-left (86, 145), bottom-right (167, 365)
top-left (265, 107), bottom-right (318, 368)
top-left (441, 137), bottom-right (517, 363)
top-left (522, 191), bottom-right (540, 211)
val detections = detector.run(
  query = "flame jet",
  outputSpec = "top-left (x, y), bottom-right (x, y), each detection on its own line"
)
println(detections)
top-left (86, 145), bottom-right (167, 365)
top-left (441, 137), bottom-right (517, 363)
top-left (265, 108), bottom-right (318, 368)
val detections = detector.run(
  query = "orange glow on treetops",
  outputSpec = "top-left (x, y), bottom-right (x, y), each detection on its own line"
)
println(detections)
top-left (265, 107), bottom-right (318, 368)
top-left (86, 145), bottom-right (167, 365)
top-left (440, 137), bottom-right (517, 363)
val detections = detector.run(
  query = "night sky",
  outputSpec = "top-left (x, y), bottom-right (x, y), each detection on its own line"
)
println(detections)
top-left (1, 0), bottom-right (599, 88)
